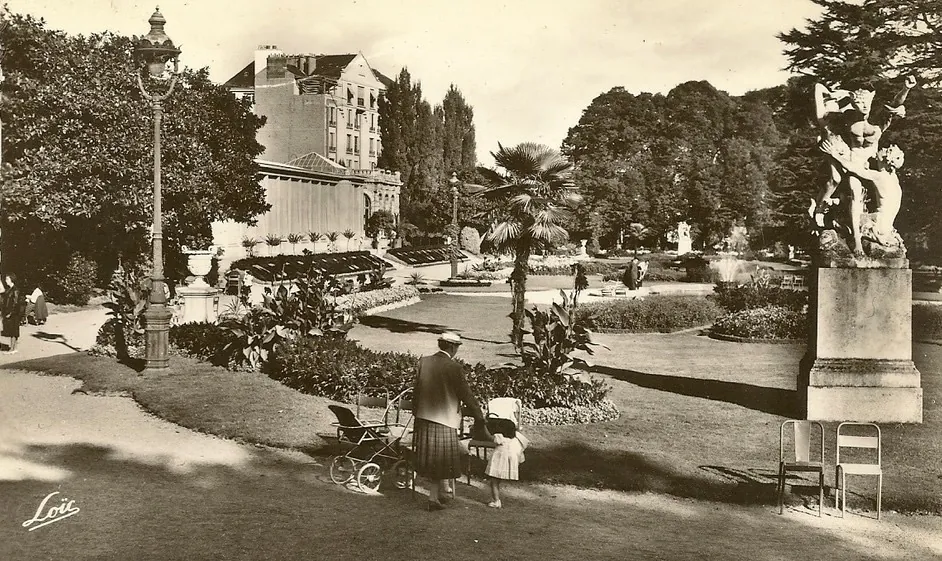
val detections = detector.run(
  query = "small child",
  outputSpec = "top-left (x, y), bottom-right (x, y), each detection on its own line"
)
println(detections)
top-left (485, 431), bottom-right (530, 509)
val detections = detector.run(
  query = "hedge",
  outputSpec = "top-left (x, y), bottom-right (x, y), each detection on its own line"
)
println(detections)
top-left (573, 296), bottom-right (725, 333)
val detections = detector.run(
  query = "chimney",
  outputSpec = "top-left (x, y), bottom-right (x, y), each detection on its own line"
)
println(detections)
top-left (254, 45), bottom-right (283, 79)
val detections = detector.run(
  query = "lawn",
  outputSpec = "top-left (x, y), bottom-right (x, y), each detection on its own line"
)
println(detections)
top-left (7, 293), bottom-right (941, 514)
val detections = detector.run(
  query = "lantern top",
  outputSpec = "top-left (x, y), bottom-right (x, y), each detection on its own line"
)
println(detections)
top-left (134, 7), bottom-right (181, 62)
top-left (449, 172), bottom-right (459, 185)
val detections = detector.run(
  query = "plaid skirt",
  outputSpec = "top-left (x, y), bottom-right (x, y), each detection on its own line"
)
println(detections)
top-left (413, 418), bottom-right (461, 479)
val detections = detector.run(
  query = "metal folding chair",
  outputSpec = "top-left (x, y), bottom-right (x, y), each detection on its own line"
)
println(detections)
top-left (836, 422), bottom-right (882, 519)
top-left (778, 420), bottom-right (825, 516)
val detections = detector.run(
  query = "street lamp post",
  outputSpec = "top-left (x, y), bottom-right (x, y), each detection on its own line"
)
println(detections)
top-left (134, 8), bottom-right (181, 370)
top-left (449, 172), bottom-right (459, 279)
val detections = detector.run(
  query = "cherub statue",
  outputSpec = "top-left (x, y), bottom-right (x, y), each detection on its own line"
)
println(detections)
top-left (812, 77), bottom-right (915, 256)
top-left (820, 139), bottom-right (905, 251)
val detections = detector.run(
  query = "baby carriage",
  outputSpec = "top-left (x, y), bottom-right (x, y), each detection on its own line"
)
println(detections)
top-left (328, 388), bottom-right (414, 493)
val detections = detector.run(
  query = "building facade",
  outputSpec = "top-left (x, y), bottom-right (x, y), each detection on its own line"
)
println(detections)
top-left (217, 46), bottom-right (400, 253)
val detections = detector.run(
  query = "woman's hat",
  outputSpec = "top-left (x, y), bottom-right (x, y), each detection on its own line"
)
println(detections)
top-left (438, 332), bottom-right (462, 345)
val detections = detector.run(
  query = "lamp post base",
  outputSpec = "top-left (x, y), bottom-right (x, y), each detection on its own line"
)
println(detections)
top-left (144, 304), bottom-right (173, 370)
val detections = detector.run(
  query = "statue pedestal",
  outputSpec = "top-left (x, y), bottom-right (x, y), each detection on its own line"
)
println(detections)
top-left (177, 285), bottom-right (221, 325)
top-left (803, 266), bottom-right (922, 422)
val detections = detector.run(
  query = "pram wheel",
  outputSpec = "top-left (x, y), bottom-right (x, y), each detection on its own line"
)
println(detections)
top-left (390, 459), bottom-right (413, 489)
top-left (356, 462), bottom-right (382, 493)
top-left (329, 456), bottom-right (356, 485)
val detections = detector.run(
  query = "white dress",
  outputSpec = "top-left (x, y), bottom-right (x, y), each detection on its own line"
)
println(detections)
top-left (485, 432), bottom-right (530, 480)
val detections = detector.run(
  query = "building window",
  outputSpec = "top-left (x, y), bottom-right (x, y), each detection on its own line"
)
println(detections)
top-left (357, 86), bottom-right (365, 107)
top-left (354, 136), bottom-right (360, 155)
top-left (329, 131), bottom-right (336, 151)
top-left (370, 114), bottom-right (376, 132)
top-left (328, 107), bottom-right (337, 126)
top-left (369, 138), bottom-right (375, 156)
top-left (346, 134), bottom-right (353, 154)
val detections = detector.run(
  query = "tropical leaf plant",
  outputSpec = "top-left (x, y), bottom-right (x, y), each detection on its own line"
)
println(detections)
top-left (520, 289), bottom-right (605, 378)
top-left (286, 232), bottom-right (305, 254)
top-left (325, 231), bottom-right (340, 253)
top-left (342, 229), bottom-right (356, 251)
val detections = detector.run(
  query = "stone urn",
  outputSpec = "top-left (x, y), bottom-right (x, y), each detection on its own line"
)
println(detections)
top-left (183, 247), bottom-right (215, 288)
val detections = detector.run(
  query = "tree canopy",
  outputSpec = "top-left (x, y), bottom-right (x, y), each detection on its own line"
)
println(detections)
top-left (0, 11), bottom-right (268, 288)
top-left (562, 82), bottom-right (781, 251)
top-left (378, 70), bottom-right (482, 240)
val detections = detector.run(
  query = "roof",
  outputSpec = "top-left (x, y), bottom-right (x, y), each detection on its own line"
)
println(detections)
top-left (231, 252), bottom-right (394, 282)
top-left (223, 53), bottom-right (390, 90)
top-left (286, 152), bottom-right (347, 173)
top-left (311, 54), bottom-right (357, 80)
top-left (372, 69), bottom-right (394, 88)
top-left (224, 62), bottom-right (255, 89)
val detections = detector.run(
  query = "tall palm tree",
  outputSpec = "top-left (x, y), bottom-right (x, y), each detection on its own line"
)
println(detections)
top-left (477, 142), bottom-right (582, 348)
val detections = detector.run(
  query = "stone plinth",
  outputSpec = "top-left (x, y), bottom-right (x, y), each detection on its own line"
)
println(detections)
top-left (804, 266), bottom-right (922, 423)
top-left (177, 285), bottom-right (221, 325)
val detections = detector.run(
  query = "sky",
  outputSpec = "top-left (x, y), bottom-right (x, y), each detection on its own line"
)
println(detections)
top-left (5, 0), bottom-right (824, 166)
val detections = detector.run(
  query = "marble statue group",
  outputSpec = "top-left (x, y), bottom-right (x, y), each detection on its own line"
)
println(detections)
top-left (810, 76), bottom-right (916, 262)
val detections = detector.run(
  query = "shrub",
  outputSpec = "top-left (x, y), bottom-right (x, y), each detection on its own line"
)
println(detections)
top-left (459, 226), bottom-right (482, 255)
top-left (267, 336), bottom-right (612, 410)
top-left (92, 317), bottom-right (145, 358)
top-left (49, 253), bottom-right (98, 305)
top-left (684, 255), bottom-right (714, 283)
top-left (267, 336), bottom-right (417, 402)
top-left (712, 283), bottom-right (808, 312)
top-left (529, 261), bottom-right (622, 276)
top-left (465, 363), bottom-right (611, 409)
top-left (169, 322), bottom-right (233, 365)
top-left (711, 305), bottom-right (807, 340)
top-left (573, 296), bottom-right (724, 332)
top-left (913, 304), bottom-right (942, 340)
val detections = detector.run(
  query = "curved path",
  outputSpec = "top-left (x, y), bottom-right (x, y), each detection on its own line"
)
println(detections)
top-left (1, 309), bottom-right (941, 560)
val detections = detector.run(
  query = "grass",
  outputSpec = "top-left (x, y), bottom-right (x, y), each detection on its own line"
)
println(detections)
top-left (6, 293), bottom-right (942, 514)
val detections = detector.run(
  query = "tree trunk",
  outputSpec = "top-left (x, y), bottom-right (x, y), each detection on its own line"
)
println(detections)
top-left (510, 243), bottom-right (530, 349)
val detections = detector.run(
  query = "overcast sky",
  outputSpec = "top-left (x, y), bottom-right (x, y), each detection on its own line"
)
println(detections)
top-left (6, 0), bottom-right (823, 166)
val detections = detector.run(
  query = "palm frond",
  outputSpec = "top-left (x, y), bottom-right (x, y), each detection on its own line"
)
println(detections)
top-left (484, 220), bottom-right (523, 248)
top-left (528, 222), bottom-right (569, 244)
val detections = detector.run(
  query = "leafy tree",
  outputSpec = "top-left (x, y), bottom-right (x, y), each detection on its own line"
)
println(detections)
top-left (379, 71), bottom-right (482, 240)
top-left (365, 210), bottom-right (395, 248)
top-left (0, 12), bottom-right (268, 289)
top-left (563, 84), bottom-right (781, 251)
top-left (440, 85), bottom-right (477, 178)
top-left (477, 142), bottom-right (581, 348)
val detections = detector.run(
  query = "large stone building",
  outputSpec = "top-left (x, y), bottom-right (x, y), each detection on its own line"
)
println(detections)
top-left (214, 46), bottom-right (401, 261)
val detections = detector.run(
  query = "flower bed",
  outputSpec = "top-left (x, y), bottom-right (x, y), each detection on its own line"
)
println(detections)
top-left (710, 305), bottom-right (806, 341)
top-left (335, 285), bottom-right (420, 316)
top-left (573, 296), bottom-right (724, 333)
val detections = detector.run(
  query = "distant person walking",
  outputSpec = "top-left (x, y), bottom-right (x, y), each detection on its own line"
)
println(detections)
top-left (412, 332), bottom-right (490, 511)
top-left (2, 273), bottom-right (24, 354)
top-left (626, 258), bottom-right (640, 290)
